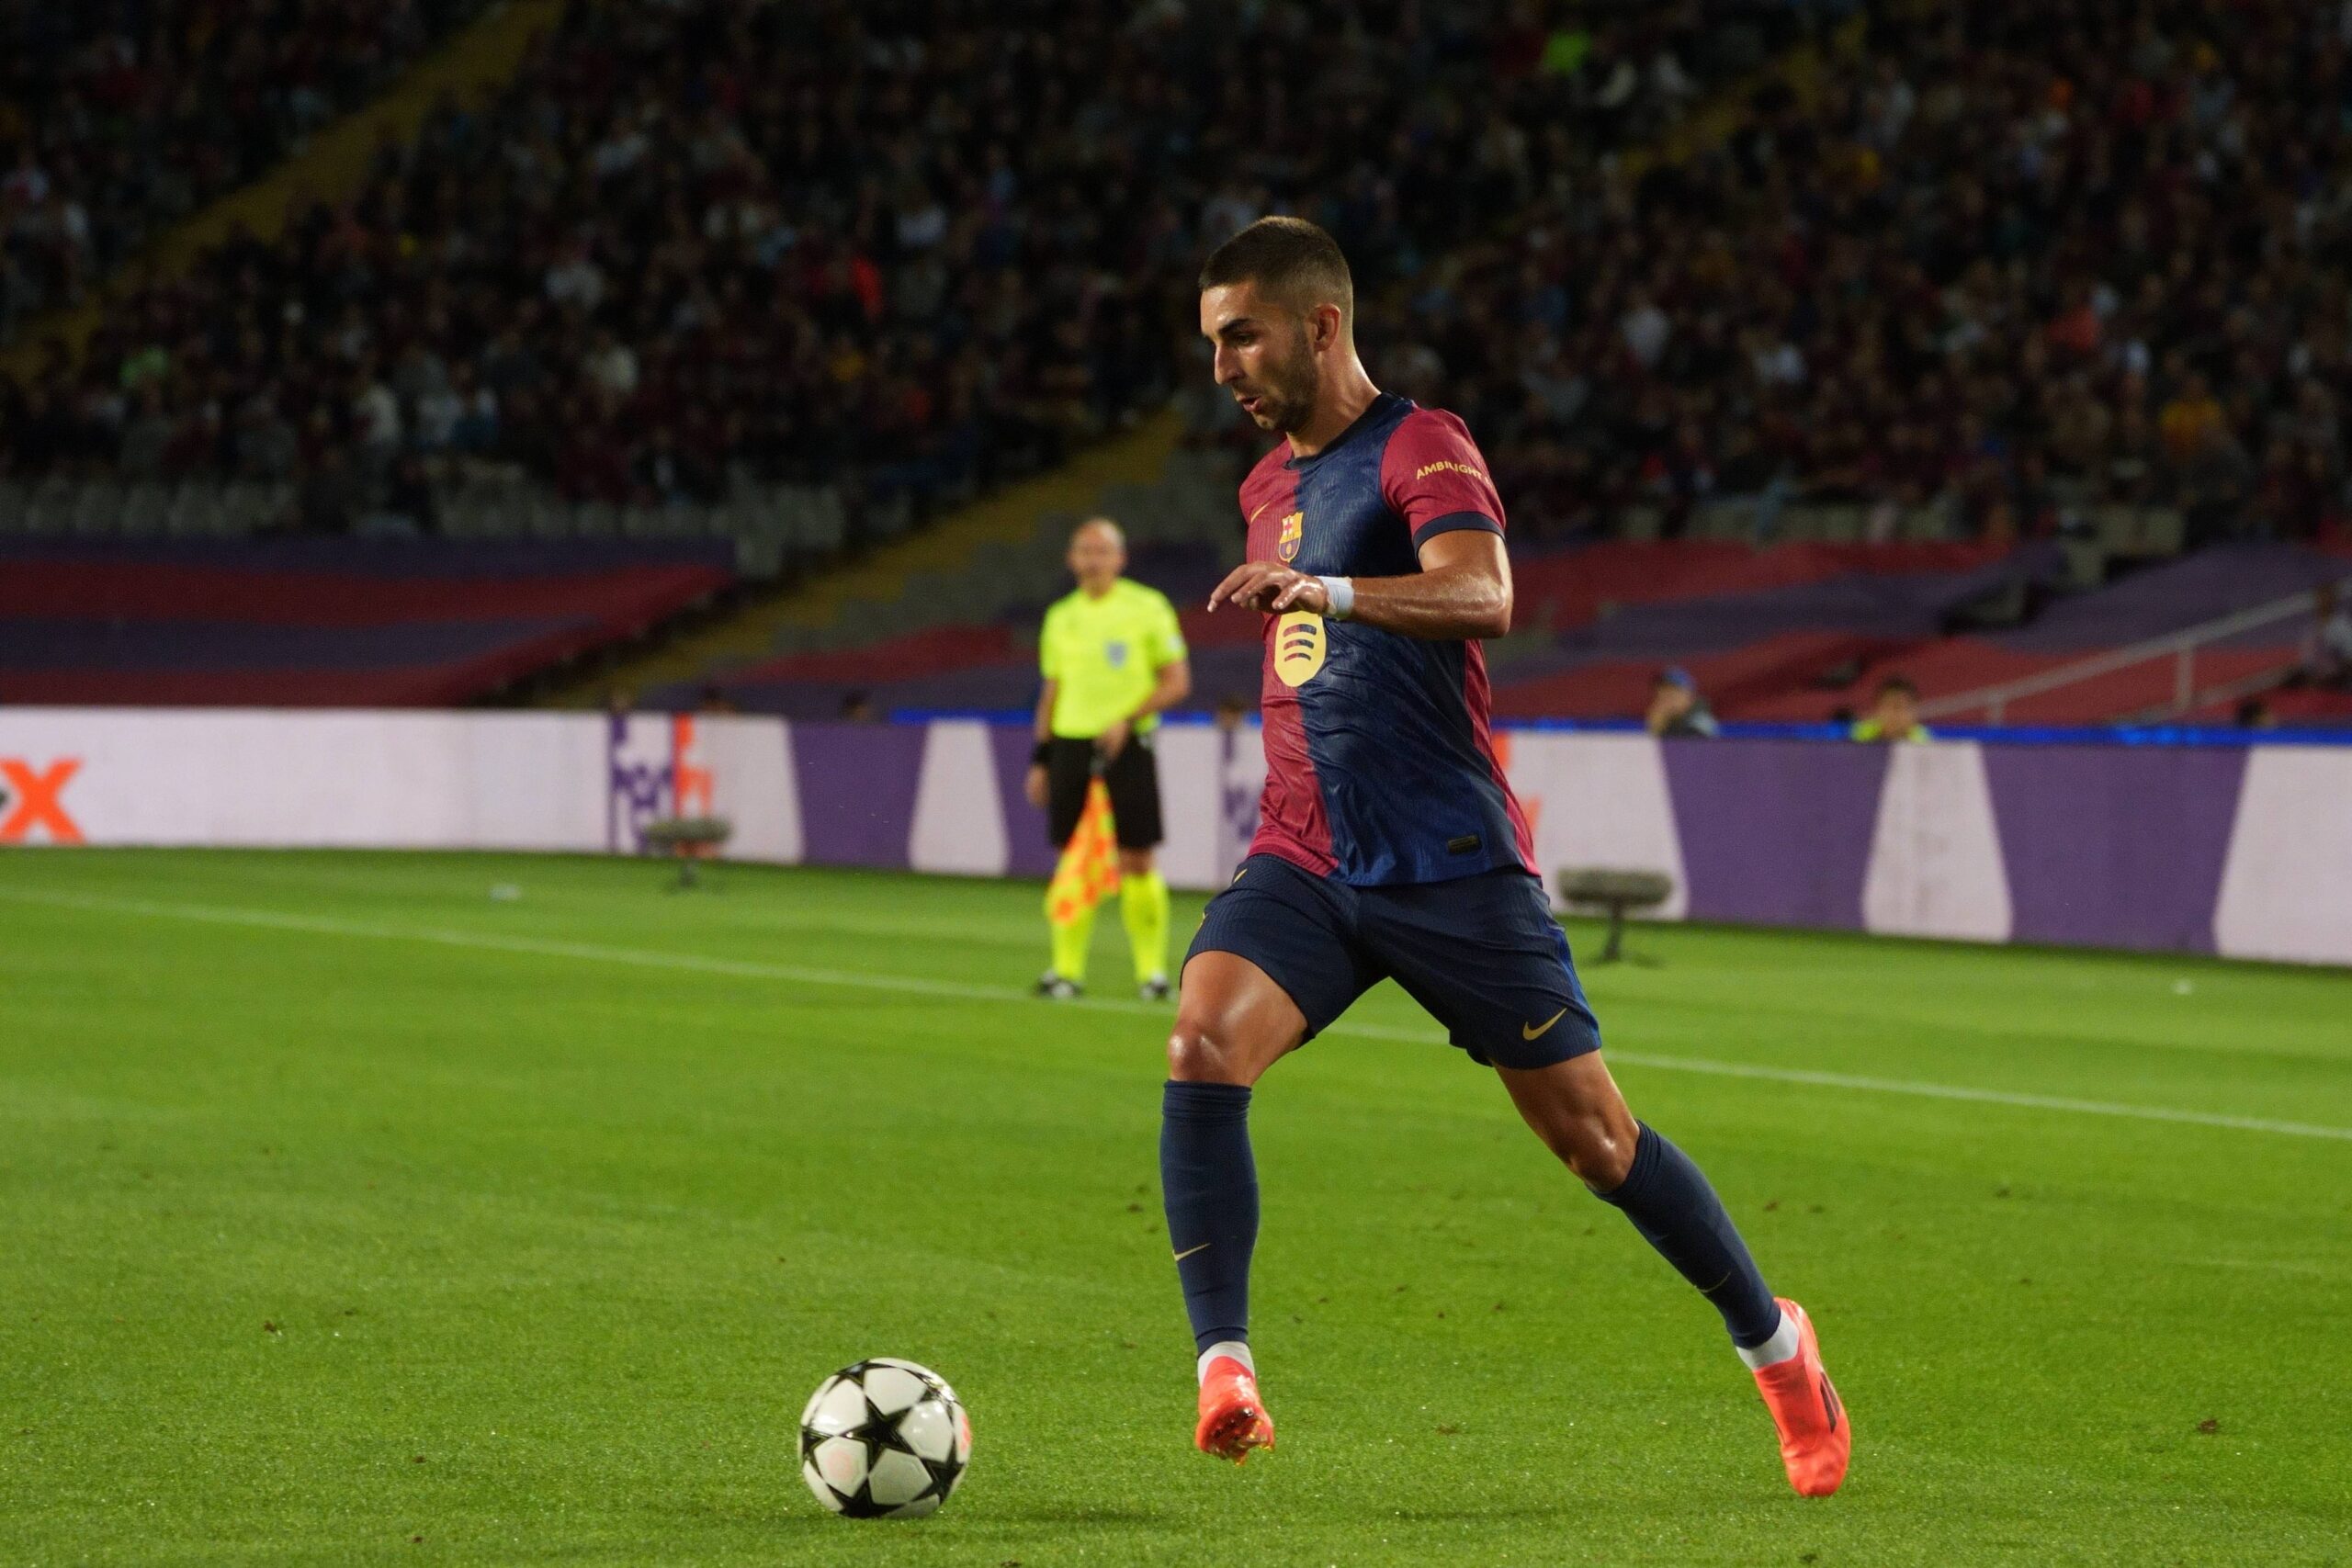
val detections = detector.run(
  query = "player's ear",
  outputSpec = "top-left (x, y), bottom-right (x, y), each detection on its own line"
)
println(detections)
top-left (1308, 302), bottom-right (1341, 355)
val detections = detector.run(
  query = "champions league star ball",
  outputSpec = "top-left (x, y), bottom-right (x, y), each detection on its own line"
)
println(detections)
top-left (799, 1359), bottom-right (972, 1518)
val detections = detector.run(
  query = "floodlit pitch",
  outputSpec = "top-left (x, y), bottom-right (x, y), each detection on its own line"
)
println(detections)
top-left (3, 851), bottom-right (2346, 1565)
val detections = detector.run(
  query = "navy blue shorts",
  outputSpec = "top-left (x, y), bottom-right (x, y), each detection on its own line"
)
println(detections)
top-left (1185, 852), bottom-right (1602, 1070)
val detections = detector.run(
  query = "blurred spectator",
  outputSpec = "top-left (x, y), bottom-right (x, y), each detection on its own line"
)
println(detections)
top-left (1213, 693), bottom-right (1252, 735)
top-left (2312, 583), bottom-right (2352, 690)
top-left (2233, 696), bottom-right (2276, 730)
top-left (379, 452), bottom-right (438, 536)
top-left (295, 446), bottom-right (355, 536)
top-left (1851, 675), bottom-right (1931, 743)
top-left (1644, 666), bottom-right (1718, 738)
top-left (839, 690), bottom-right (877, 724)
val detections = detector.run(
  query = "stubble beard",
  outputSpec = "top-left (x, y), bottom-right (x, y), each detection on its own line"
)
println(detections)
top-left (1245, 336), bottom-right (1320, 434)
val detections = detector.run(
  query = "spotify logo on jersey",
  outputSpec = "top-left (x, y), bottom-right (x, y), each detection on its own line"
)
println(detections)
top-left (1274, 612), bottom-right (1326, 687)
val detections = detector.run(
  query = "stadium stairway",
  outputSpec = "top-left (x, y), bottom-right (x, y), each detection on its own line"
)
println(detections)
top-left (0, 0), bottom-right (565, 376)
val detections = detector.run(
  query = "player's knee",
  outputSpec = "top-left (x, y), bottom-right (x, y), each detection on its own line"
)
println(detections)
top-left (1166, 1017), bottom-right (1248, 1084)
top-left (1525, 1098), bottom-right (1637, 1189)
top-left (1567, 1120), bottom-right (1637, 1191)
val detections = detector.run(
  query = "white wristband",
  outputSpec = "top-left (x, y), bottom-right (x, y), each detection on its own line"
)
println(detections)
top-left (1318, 575), bottom-right (1354, 620)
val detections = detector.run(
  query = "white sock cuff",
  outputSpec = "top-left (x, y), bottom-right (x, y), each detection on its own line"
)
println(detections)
top-left (1197, 1340), bottom-right (1254, 1383)
top-left (1736, 1308), bottom-right (1800, 1371)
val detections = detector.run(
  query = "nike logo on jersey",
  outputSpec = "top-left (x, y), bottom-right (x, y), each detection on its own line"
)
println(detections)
top-left (1173, 1243), bottom-right (1212, 1262)
top-left (1521, 1007), bottom-right (1568, 1041)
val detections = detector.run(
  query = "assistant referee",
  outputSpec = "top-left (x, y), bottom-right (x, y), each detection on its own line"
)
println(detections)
top-left (1026, 517), bottom-right (1192, 1000)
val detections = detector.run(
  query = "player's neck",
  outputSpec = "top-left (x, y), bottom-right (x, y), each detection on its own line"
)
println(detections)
top-left (1080, 576), bottom-right (1119, 599)
top-left (1285, 360), bottom-right (1382, 459)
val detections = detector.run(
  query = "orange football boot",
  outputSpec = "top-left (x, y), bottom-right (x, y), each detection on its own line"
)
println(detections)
top-left (1751, 1297), bottom-right (1849, 1496)
top-left (1194, 1354), bottom-right (1275, 1463)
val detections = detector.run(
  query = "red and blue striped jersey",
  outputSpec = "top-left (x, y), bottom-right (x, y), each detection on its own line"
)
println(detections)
top-left (1238, 392), bottom-right (1536, 886)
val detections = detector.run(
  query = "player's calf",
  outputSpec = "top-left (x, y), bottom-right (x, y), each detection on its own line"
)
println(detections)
top-left (1161, 953), bottom-right (1310, 1458)
top-left (1501, 1058), bottom-right (1849, 1494)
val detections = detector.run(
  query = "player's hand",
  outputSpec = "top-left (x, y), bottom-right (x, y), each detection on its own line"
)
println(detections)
top-left (1023, 763), bottom-right (1048, 808)
top-left (1097, 718), bottom-right (1131, 761)
top-left (1209, 561), bottom-right (1328, 615)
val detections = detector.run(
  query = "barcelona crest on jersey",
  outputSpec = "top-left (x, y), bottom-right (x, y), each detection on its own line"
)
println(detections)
top-left (1277, 510), bottom-right (1304, 562)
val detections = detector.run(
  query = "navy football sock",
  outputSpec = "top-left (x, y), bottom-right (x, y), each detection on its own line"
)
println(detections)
top-left (1159, 1079), bottom-right (1259, 1357)
top-left (1597, 1122), bottom-right (1782, 1348)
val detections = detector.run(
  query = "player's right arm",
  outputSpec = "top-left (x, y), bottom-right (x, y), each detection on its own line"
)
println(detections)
top-left (1211, 530), bottom-right (1510, 639)
top-left (1208, 407), bottom-right (1513, 640)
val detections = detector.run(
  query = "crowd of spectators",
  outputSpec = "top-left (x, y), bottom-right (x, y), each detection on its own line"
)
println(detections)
top-left (0, 1), bottom-right (487, 342)
top-left (18, 1), bottom-right (2351, 554)
top-left (0, 0), bottom-right (1819, 533)
top-left (1398, 1), bottom-right (2352, 547)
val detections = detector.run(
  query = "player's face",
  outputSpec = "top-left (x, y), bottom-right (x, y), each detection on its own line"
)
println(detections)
top-left (1875, 690), bottom-right (1918, 734)
top-left (1201, 283), bottom-right (1318, 434)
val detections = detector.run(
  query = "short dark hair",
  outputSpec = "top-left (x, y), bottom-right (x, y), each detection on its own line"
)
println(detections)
top-left (1198, 216), bottom-right (1353, 325)
top-left (1876, 674), bottom-right (1919, 700)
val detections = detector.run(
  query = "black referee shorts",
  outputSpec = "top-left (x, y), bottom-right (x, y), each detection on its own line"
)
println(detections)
top-left (1044, 733), bottom-right (1163, 852)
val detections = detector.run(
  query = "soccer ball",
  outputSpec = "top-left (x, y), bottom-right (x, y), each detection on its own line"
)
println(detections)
top-left (798, 1359), bottom-right (972, 1518)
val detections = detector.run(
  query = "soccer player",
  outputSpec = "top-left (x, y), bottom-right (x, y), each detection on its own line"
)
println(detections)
top-left (1162, 218), bottom-right (1849, 1495)
top-left (1026, 518), bottom-right (1193, 1000)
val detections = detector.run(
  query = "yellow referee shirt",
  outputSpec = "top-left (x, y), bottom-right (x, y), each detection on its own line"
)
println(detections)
top-left (1040, 579), bottom-right (1187, 739)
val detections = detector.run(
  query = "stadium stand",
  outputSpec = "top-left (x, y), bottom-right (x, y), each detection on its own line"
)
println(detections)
top-left (0, 536), bottom-right (730, 705)
top-left (638, 0), bottom-right (2352, 727)
top-left (678, 530), bottom-right (2043, 719)
top-left (1, 0), bottom-right (1815, 513)
top-left (7, 0), bottom-right (2351, 728)
top-left (0, 0), bottom-right (492, 339)
top-left (673, 524), bottom-right (2352, 728)
top-left (1815, 541), bottom-right (2352, 726)
top-left (1353, 0), bottom-right (2352, 548)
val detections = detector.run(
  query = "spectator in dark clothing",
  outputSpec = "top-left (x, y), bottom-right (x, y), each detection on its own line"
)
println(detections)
top-left (1645, 666), bottom-right (1719, 738)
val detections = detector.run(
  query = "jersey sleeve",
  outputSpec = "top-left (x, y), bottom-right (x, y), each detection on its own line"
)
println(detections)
top-left (1380, 409), bottom-right (1507, 547)
top-left (1146, 592), bottom-right (1188, 668)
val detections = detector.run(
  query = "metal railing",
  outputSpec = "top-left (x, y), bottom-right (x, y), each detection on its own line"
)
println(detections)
top-left (1917, 575), bottom-right (2352, 726)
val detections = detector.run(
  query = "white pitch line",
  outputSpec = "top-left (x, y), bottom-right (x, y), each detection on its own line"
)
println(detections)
top-left (8, 886), bottom-right (2352, 1144)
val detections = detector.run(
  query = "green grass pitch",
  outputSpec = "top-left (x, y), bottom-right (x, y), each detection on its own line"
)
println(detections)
top-left (4, 849), bottom-right (2349, 1566)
